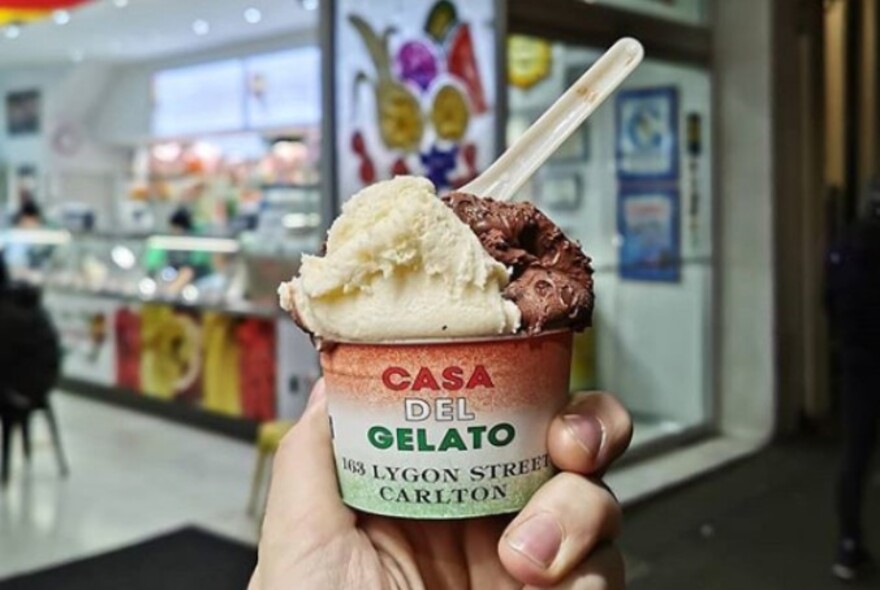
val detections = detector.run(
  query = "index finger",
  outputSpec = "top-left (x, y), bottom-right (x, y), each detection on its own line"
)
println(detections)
top-left (262, 380), bottom-right (354, 545)
top-left (547, 391), bottom-right (633, 475)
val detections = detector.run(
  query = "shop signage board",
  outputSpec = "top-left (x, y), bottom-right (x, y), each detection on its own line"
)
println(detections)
top-left (151, 48), bottom-right (321, 137)
top-left (333, 0), bottom-right (499, 201)
top-left (152, 60), bottom-right (246, 137)
top-left (245, 48), bottom-right (322, 129)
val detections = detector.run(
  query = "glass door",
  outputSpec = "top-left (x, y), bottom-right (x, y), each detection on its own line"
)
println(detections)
top-left (507, 39), bottom-right (714, 450)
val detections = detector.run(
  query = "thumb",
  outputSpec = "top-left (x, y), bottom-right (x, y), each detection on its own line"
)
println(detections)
top-left (262, 379), bottom-right (354, 544)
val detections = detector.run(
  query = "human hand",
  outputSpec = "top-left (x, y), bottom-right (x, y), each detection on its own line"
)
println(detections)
top-left (249, 380), bottom-right (633, 589)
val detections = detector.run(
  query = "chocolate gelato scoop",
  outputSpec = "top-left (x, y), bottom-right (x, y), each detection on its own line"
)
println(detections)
top-left (443, 192), bottom-right (594, 334)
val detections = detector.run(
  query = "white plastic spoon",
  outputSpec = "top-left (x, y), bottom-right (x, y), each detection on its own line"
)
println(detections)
top-left (460, 37), bottom-right (644, 202)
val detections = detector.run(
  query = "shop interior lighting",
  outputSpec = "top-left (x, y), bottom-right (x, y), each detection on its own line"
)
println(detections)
top-left (283, 213), bottom-right (321, 230)
top-left (159, 267), bottom-right (178, 282)
top-left (300, 0), bottom-right (319, 11)
top-left (53, 10), bottom-right (71, 25)
top-left (191, 141), bottom-right (221, 163)
top-left (147, 236), bottom-right (240, 254)
top-left (152, 142), bottom-right (182, 162)
top-left (244, 7), bottom-right (262, 24)
top-left (181, 285), bottom-right (199, 303)
top-left (113, 0), bottom-right (130, 7)
top-left (138, 278), bottom-right (157, 297)
top-left (0, 229), bottom-right (71, 247)
top-left (272, 140), bottom-right (306, 161)
top-left (192, 19), bottom-right (210, 36)
top-left (111, 245), bottom-right (137, 270)
top-left (4, 25), bottom-right (21, 39)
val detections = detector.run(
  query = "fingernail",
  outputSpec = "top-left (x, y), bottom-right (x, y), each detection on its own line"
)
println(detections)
top-left (505, 512), bottom-right (564, 568)
top-left (563, 414), bottom-right (605, 456)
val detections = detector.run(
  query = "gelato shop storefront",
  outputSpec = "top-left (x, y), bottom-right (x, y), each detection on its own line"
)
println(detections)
top-left (0, 0), bottom-right (775, 501)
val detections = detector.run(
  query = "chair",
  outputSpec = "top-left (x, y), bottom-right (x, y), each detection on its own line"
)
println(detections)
top-left (247, 420), bottom-right (296, 516)
top-left (1, 390), bottom-right (69, 487)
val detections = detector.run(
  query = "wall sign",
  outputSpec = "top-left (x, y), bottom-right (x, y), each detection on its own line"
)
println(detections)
top-left (334, 0), bottom-right (498, 200)
top-left (6, 89), bottom-right (41, 136)
top-left (615, 86), bottom-right (679, 182)
top-left (617, 185), bottom-right (681, 282)
top-left (507, 35), bottom-right (552, 90)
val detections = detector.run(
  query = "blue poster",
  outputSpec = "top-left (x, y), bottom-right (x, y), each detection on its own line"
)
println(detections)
top-left (618, 186), bottom-right (681, 282)
top-left (616, 87), bottom-right (679, 181)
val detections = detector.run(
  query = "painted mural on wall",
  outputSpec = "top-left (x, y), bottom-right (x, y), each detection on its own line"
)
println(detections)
top-left (335, 0), bottom-right (497, 200)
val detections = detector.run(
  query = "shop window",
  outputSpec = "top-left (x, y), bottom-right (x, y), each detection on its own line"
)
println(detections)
top-left (508, 40), bottom-right (713, 448)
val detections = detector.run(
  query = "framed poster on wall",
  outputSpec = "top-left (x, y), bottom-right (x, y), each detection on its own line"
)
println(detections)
top-left (332, 0), bottom-right (499, 201)
top-left (615, 86), bottom-right (679, 182)
top-left (617, 185), bottom-right (681, 282)
top-left (6, 89), bottom-right (41, 136)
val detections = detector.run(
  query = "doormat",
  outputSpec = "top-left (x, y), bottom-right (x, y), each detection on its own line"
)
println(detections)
top-left (0, 527), bottom-right (256, 590)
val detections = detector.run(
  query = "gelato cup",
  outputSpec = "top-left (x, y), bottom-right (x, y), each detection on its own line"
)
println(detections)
top-left (321, 330), bottom-right (572, 519)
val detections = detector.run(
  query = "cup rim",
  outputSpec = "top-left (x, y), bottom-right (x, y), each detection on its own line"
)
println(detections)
top-left (317, 328), bottom-right (573, 348)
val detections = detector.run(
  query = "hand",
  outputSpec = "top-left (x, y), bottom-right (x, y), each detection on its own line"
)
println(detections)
top-left (250, 380), bottom-right (633, 589)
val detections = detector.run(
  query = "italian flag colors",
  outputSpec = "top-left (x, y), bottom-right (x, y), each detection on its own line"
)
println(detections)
top-left (0, 0), bottom-right (93, 26)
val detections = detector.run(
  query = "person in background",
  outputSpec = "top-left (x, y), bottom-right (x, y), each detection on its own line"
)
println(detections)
top-left (168, 206), bottom-right (193, 234)
top-left (13, 201), bottom-right (42, 229)
top-left (0, 256), bottom-right (62, 483)
top-left (0, 255), bottom-right (60, 397)
top-left (145, 207), bottom-right (210, 295)
top-left (828, 189), bottom-right (880, 581)
top-left (4, 202), bottom-right (45, 272)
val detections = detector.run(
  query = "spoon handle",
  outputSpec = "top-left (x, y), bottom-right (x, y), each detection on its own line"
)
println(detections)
top-left (460, 37), bottom-right (644, 201)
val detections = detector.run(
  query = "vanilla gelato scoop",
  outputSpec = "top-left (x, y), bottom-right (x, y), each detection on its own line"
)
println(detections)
top-left (279, 176), bottom-right (521, 342)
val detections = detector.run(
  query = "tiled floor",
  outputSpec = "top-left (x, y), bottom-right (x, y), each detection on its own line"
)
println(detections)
top-left (0, 392), bottom-right (260, 579)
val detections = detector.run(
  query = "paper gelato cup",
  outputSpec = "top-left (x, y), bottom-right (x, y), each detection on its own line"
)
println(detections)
top-left (321, 330), bottom-right (573, 519)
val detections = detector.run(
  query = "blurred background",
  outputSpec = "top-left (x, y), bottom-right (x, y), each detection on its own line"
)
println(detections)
top-left (0, 0), bottom-right (876, 588)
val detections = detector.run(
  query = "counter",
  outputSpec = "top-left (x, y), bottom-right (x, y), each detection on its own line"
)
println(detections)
top-left (1, 229), bottom-right (319, 436)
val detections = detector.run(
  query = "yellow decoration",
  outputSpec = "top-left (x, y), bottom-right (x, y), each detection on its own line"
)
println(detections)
top-left (508, 35), bottom-right (553, 90)
top-left (202, 312), bottom-right (241, 416)
top-left (431, 84), bottom-right (470, 141)
top-left (0, 9), bottom-right (51, 25)
top-left (140, 305), bottom-right (200, 400)
top-left (378, 85), bottom-right (424, 151)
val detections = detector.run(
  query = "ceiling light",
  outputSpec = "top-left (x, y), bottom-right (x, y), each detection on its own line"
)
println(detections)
top-left (53, 10), bottom-right (71, 25)
top-left (192, 19), bottom-right (210, 36)
top-left (113, 0), bottom-right (129, 6)
top-left (300, 0), bottom-right (319, 10)
top-left (4, 25), bottom-right (21, 40)
top-left (152, 142), bottom-right (182, 162)
top-left (244, 7), bottom-right (262, 24)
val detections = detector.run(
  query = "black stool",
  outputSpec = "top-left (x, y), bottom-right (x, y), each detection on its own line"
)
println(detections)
top-left (1, 391), bottom-right (69, 486)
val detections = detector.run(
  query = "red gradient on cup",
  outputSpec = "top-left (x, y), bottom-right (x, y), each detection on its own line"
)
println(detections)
top-left (321, 331), bottom-right (573, 412)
